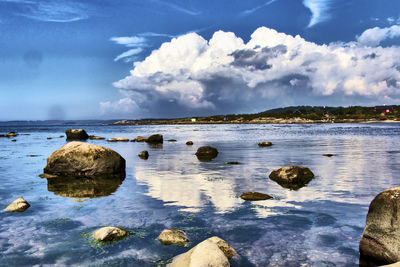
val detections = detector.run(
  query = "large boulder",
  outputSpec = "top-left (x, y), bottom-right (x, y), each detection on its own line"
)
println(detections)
top-left (146, 134), bottom-right (163, 144)
top-left (42, 141), bottom-right (125, 178)
top-left (168, 236), bottom-right (236, 267)
top-left (5, 197), bottom-right (30, 212)
top-left (360, 186), bottom-right (400, 266)
top-left (269, 166), bottom-right (314, 190)
top-left (93, 226), bottom-right (129, 242)
top-left (195, 146), bottom-right (219, 161)
top-left (158, 229), bottom-right (189, 245)
top-left (65, 129), bottom-right (89, 140)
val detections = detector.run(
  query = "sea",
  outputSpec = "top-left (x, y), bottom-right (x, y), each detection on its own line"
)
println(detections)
top-left (0, 122), bottom-right (399, 266)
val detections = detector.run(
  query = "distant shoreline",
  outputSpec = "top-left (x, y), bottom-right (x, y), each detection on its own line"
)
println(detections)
top-left (111, 118), bottom-right (400, 126)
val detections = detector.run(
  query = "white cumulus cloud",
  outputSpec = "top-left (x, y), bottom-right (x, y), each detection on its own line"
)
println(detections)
top-left (357, 25), bottom-right (400, 46)
top-left (103, 27), bottom-right (400, 118)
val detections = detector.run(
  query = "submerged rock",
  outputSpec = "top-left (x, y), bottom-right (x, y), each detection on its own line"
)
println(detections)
top-left (47, 176), bottom-right (124, 198)
top-left (158, 229), bottom-right (189, 245)
top-left (47, 137), bottom-right (52, 140)
top-left (107, 137), bottom-right (129, 142)
top-left (269, 166), bottom-right (314, 190)
top-left (168, 236), bottom-right (236, 267)
top-left (132, 136), bottom-right (148, 142)
top-left (42, 141), bottom-right (125, 178)
top-left (146, 134), bottom-right (163, 144)
top-left (195, 146), bottom-right (218, 161)
top-left (89, 135), bottom-right (105, 140)
top-left (138, 150), bottom-right (149, 159)
top-left (186, 141), bottom-right (194, 145)
top-left (59, 135), bottom-right (65, 138)
top-left (323, 154), bottom-right (334, 157)
top-left (93, 226), bottom-right (129, 242)
top-left (5, 197), bottom-right (30, 212)
top-left (65, 129), bottom-right (89, 141)
top-left (168, 139), bottom-right (177, 142)
top-left (11, 139), bottom-right (16, 142)
top-left (240, 192), bottom-right (272, 201)
top-left (360, 186), bottom-right (400, 266)
top-left (227, 161), bottom-right (240, 165)
top-left (258, 141), bottom-right (272, 147)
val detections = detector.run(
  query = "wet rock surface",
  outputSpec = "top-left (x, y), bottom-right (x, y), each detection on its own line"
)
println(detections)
top-left (269, 166), bottom-right (314, 190)
top-left (195, 146), bottom-right (219, 161)
top-left (240, 192), bottom-right (273, 201)
top-left (65, 129), bottom-right (89, 141)
top-left (5, 197), bottom-right (30, 212)
top-left (93, 226), bottom-right (129, 242)
top-left (42, 141), bottom-right (125, 178)
top-left (360, 186), bottom-right (400, 266)
top-left (138, 150), bottom-right (149, 159)
top-left (146, 134), bottom-right (163, 144)
top-left (158, 229), bottom-right (189, 245)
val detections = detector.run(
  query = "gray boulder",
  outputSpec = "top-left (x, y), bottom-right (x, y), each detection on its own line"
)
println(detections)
top-left (65, 129), bottom-right (89, 140)
top-left (42, 141), bottom-right (125, 178)
top-left (168, 236), bottom-right (236, 267)
top-left (5, 197), bottom-right (30, 212)
top-left (195, 146), bottom-right (218, 161)
top-left (158, 229), bottom-right (189, 245)
top-left (269, 166), bottom-right (314, 190)
top-left (240, 192), bottom-right (272, 201)
top-left (360, 186), bottom-right (400, 266)
top-left (93, 226), bottom-right (129, 242)
top-left (146, 134), bottom-right (163, 144)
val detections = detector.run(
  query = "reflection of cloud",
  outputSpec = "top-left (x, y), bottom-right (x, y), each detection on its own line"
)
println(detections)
top-left (135, 167), bottom-right (241, 213)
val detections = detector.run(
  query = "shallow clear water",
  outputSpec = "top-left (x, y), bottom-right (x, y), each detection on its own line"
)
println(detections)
top-left (0, 123), bottom-right (399, 266)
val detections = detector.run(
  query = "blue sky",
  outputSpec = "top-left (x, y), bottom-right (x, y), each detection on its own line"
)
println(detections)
top-left (1, 0), bottom-right (400, 120)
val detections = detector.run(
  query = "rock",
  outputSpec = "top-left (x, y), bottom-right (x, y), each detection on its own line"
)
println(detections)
top-left (47, 137), bottom-right (52, 140)
top-left (158, 229), bottom-right (189, 245)
top-left (5, 197), bottom-right (30, 212)
top-left (132, 136), bottom-right (148, 142)
top-left (107, 137), bottom-right (129, 142)
top-left (195, 146), bottom-right (218, 161)
top-left (258, 141), bottom-right (272, 147)
top-left (59, 135), bottom-right (65, 138)
top-left (11, 139), bottom-right (16, 142)
top-left (146, 134), bottom-right (163, 144)
top-left (138, 150), bottom-right (149, 159)
top-left (93, 226), bottom-right (129, 242)
top-left (168, 139), bottom-right (177, 142)
top-left (89, 135), bottom-right (105, 140)
top-left (65, 129), bottom-right (89, 140)
top-left (42, 141), bottom-right (125, 178)
top-left (186, 141), bottom-right (194, 145)
top-left (360, 186), bottom-right (400, 266)
top-left (323, 154), bottom-right (334, 157)
top-left (168, 236), bottom-right (236, 267)
top-left (380, 263), bottom-right (400, 267)
top-left (269, 166), bottom-right (314, 190)
top-left (6, 131), bottom-right (18, 137)
top-left (240, 192), bottom-right (272, 201)
top-left (0, 134), bottom-right (6, 137)
top-left (227, 161), bottom-right (240, 165)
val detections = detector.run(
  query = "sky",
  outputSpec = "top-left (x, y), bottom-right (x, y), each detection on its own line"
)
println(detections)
top-left (1, 0), bottom-right (400, 120)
